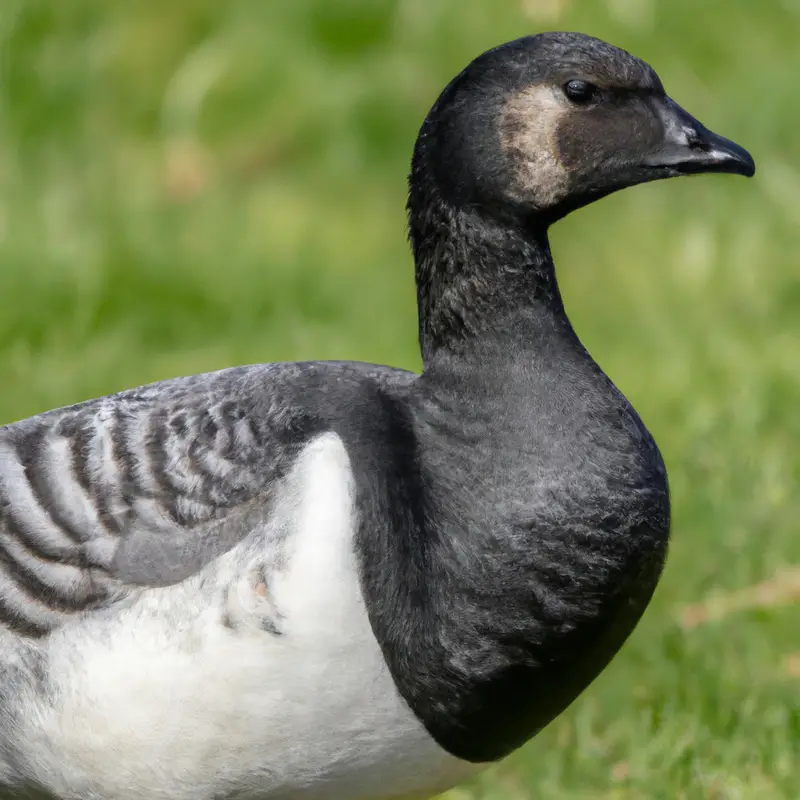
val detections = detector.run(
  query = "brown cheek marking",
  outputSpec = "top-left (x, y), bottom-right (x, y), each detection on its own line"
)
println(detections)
top-left (498, 84), bottom-right (571, 208)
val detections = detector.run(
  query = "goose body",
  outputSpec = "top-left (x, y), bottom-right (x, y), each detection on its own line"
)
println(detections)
top-left (0, 32), bottom-right (753, 800)
top-left (0, 366), bottom-right (475, 799)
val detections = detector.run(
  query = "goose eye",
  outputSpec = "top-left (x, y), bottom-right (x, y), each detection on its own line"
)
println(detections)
top-left (564, 80), bottom-right (596, 104)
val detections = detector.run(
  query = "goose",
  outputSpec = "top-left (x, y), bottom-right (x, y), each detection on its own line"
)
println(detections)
top-left (0, 31), bottom-right (754, 800)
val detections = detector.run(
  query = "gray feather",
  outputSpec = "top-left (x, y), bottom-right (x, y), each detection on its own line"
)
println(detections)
top-left (0, 361), bottom-right (413, 636)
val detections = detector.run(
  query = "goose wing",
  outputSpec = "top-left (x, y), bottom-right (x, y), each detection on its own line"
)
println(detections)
top-left (0, 361), bottom-right (412, 636)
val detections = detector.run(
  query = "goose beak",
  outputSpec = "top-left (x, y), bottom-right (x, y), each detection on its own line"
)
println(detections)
top-left (644, 97), bottom-right (755, 178)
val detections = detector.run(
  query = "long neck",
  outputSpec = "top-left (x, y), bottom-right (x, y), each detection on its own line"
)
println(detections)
top-left (355, 175), bottom-right (671, 765)
top-left (408, 180), bottom-right (566, 365)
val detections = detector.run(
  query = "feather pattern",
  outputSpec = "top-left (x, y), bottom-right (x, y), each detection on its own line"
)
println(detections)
top-left (0, 362), bottom-right (411, 638)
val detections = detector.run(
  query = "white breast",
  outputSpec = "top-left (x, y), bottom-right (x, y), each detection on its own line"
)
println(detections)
top-left (11, 433), bottom-right (480, 800)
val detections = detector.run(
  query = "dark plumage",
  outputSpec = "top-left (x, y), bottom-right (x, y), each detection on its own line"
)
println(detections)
top-left (0, 31), bottom-right (753, 800)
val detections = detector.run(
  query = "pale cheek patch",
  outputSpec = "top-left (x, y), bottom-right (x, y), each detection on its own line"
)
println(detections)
top-left (498, 84), bottom-right (571, 208)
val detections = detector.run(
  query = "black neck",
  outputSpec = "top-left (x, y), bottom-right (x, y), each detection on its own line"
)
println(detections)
top-left (408, 181), bottom-right (565, 365)
top-left (349, 173), bottom-right (672, 764)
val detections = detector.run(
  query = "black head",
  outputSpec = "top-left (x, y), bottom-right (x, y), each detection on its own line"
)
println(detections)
top-left (410, 32), bottom-right (755, 226)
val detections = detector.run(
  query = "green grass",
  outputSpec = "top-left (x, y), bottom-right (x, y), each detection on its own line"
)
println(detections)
top-left (0, 0), bottom-right (798, 797)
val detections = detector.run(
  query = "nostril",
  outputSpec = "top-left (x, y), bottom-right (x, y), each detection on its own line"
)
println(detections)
top-left (685, 129), bottom-right (706, 151)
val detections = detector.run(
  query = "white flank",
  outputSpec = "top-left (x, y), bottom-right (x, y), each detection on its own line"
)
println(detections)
top-left (10, 434), bottom-right (480, 800)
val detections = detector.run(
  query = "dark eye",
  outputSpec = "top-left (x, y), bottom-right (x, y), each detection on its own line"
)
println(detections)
top-left (563, 79), bottom-right (596, 104)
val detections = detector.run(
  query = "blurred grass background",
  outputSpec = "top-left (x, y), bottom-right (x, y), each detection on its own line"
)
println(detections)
top-left (0, 0), bottom-right (797, 797)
